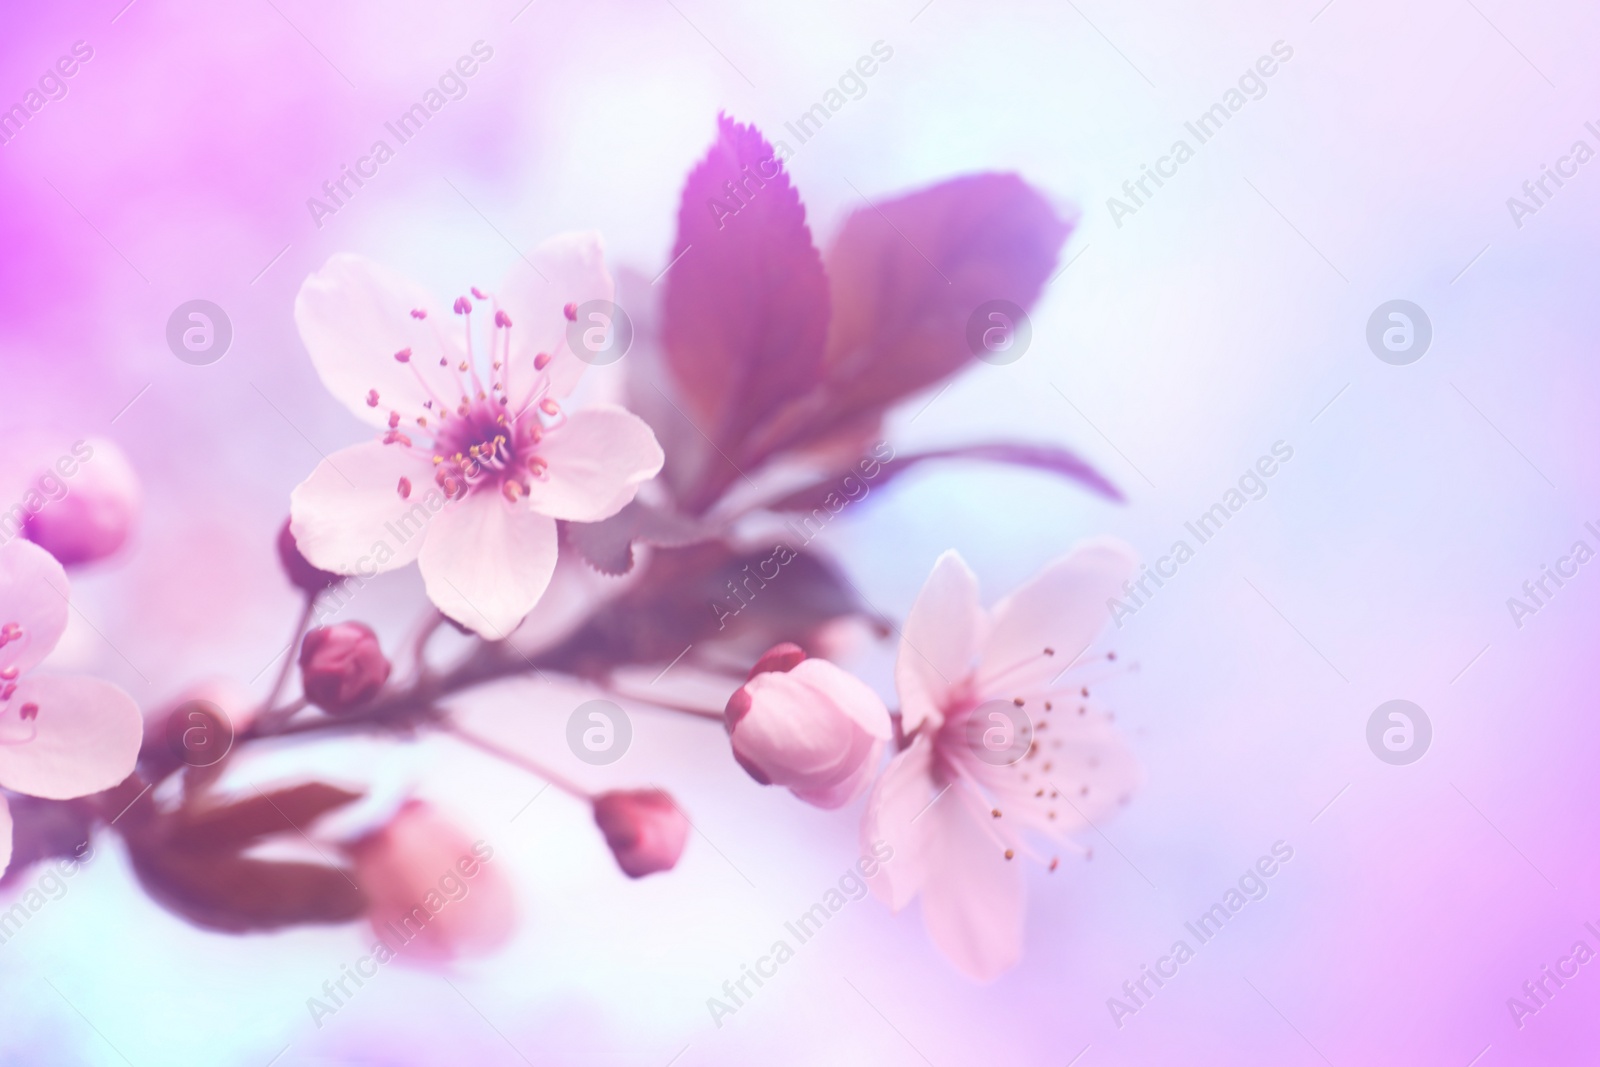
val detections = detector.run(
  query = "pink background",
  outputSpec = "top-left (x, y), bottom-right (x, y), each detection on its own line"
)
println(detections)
top-left (2, 0), bottom-right (1597, 1063)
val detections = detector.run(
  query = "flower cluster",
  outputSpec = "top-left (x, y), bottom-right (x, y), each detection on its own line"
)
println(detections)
top-left (0, 114), bottom-right (1139, 979)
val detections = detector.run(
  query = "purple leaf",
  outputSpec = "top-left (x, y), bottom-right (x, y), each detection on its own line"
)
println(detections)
top-left (773, 174), bottom-right (1072, 449)
top-left (766, 441), bottom-right (1123, 512)
top-left (661, 115), bottom-right (830, 505)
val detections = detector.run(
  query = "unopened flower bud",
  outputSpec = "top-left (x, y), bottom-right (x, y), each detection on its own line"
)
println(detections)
top-left (299, 623), bottom-right (390, 712)
top-left (277, 520), bottom-right (339, 593)
top-left (592, 789), bottom-right (688, 878)
top-left (347, 801), bottom-right (514, 963)
top-left (22, 438), bottom-right (140, 567)
top-left (724, 643), bottom-right (892, 809)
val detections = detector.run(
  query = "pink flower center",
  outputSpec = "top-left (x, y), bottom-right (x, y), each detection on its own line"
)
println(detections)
top-left (932, 646), bottom-right (1124, 869)
top-left (369, 290), bottom-right (575, 504)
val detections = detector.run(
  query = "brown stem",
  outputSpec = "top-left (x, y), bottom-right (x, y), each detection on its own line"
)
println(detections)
top-left (443, 720), bottom-right (591, 799)
top-left (405, 608), bottom-right (448, 681)
top-left (257, 593), bottom-right (318, 720)
top-left (598, 680), bottom-right (725, 722)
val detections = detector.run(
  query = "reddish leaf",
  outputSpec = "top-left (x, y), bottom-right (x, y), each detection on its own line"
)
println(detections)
top-left (128, 845), bottom-right (366, 932)
top-left (120, 781), bottom-right (369, 932)
top-left (767, 442), bottom-right (1123, 512)
top-left (797, 174), bottom-right (1072, 442)
top-left (662, 114), bottom-right (830, 499)
top-left (0, 796), bottom-right (96, 887)
top-left (175, 783), bottom-right (365, 852)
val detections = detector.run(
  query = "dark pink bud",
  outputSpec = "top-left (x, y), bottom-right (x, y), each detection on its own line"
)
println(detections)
top-left (276, 520), bottom-right (339, 593)
top-left (453, 296), bottom-right (472, 315)
top-left (299, 622), bottom-right (390, 713)
top-left (592, 790), bottom-right (688, 878)
top-left (746, 641), bottom-right (806, 680)
top-left (494, 310), bottom-right (511, 328)
top-left (725, 642), bottom-right (806, 733)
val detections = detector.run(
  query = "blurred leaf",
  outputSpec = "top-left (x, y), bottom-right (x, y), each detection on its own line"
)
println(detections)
top-left (748, 174), bottom-right (1072, 463)
top-left (120, 780), bottom-right (367, 932)
top-left (175, 783), bottom-right (364, 852)
top-left (0, 795), bottom-right (96, 887)
top-left (561, 501), bottom-right (713, 577)
top-left (128, 846), bottom-right (366, 933)
top-left (535, 542), bottom-right (863, 675)
top-left (767, 442), bottom-right (1122, 512)
top-left (817, 173), bottom-right (1071, 426)
top-left (662, 114), bottom-right (830, 507)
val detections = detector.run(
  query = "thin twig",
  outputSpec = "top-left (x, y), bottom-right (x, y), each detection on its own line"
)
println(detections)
top-left (444, 720), bottom-right (592, 799)
top-left (257, 594), bottom-right (318, 721)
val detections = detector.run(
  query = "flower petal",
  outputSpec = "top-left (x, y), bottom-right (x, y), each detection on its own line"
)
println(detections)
top-left (861, 735), bottom-right (937, 911)
top-left (289, 442), bottom-right (438, 576)
top-left (0, 794), bottom-right (11, 878)
top-left (417, 492), bottom-right (557, 638)
top-left (790, 658), bottom-right (894, 741)
top-left (524, 407), bottom-right (664, 523)
top-left (0, 538), bottom-right (69, 676)
top-left (895, 550), bottom-right (982, 734)
top-left (0, 675), bottom-right (142, 800)
top-left (295, 254), bottom-right (465, 429)
top-left (499, 232), bottom-right (613, 407)
top-left (915, 783), bottom-right (1026, 982)
top-left (977, 538), bottom-right (1136, 696)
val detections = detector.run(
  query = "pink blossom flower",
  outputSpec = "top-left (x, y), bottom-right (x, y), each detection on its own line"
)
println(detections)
top-left (347, 800), bottom-right (514, 964)
top-left (0, 539), bottom-right (143, 875)
top-left (288, 235), bottom-right (665, 638)
top-left (592, 789), bottom-right (689, 878)
top-left (861, 543), bottom-right (1141, 981)
top-left (725, 642), bottom-right (892, 809)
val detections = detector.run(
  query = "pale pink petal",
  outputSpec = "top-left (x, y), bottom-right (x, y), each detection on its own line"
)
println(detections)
top-left (915, 783), bottom-right (1026, 982)
top-left (895, 550), bottom-right (982, 734)
top-left (790, 728), bottom-right (883, 810)
top-left (789, 658), bottom-right (895, 740)
top-left (288, 442), bottom-right (438, 576)
top-left (0, 794), bottom-right (11, 877)
top-left (295, 254), bottom-right (465, 429)
top-left (498, 232), bottom-right (613, 406)
top-left (861, 735), bottom-right (938, 911)
top-left (1034, 719), bottom-right (1141, 831)
top-left (349, 801), bottom-right (515, 963)
top-left (523, 407), bottom-right (664, 522)
top-left (0, 675), bottom-right (142, 799)
top-left (733, 658), bottom-right (889, 809)
top-left (976, 538), bottom-right (1136, 696)
top-left (417, 492), bottom-right (558, 639)
top-left (0, 538), bottom-right (70, 676)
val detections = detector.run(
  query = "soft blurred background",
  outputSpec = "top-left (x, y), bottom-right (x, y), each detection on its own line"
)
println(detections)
top-left (3, 0), bottom-right (1599, 1063)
